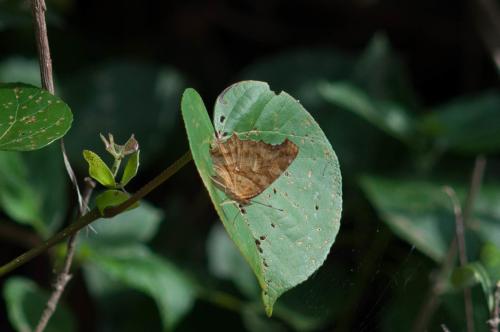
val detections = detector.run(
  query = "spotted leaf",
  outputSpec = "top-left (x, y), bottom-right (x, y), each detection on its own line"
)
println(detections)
top-left (182, 81), bottom-right (342, 315)
top-left (0, 83), bottom-right (72, 151)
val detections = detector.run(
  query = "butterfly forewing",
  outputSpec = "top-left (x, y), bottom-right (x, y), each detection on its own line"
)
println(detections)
top-left (210, 134), bottom-right (299, 205)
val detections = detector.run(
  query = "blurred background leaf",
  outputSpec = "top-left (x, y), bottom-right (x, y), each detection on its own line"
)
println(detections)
top-left (3, 277), bottom-right (75, 332)
top-left (61, 61), bottom-right (185, 170)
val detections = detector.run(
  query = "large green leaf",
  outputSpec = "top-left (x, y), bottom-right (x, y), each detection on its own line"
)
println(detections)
top-left (85, 244), bottom-right (195, 330)
top-left (320, 82), bottom-right (416, 144)
top-left (361, 176), bottom-right (500, 262)
top-left (360, 176), bottom-right (456, 262)
top-left (0, 83), bottom-right (72, 151)
top-left (3, 277), bottom-right (75, 332)
top-left (182, 81), bottom-right (342, 315)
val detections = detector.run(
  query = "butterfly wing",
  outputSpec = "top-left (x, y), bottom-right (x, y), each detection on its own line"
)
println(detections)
top-left (210, 134), bottom-right (299, 204)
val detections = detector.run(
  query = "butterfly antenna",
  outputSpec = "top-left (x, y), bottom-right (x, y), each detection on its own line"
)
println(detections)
top-left (250, 199), bottom-right (284, 212)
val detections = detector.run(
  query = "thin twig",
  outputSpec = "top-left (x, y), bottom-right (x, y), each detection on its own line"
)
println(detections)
top-left (488, 281), bottom-right (500, 332)
top-left (463, 156), bottom-right (486, 226)
top-left (30, 1), bottom-right (87, 331)
top-left (31, 0), bottom-right (54, 94)
top-left (34, 178), bottom-right (95, 332)
top-left (412, 238), bottom-right (457, 332)
top-left (443, 186), bottom-right (474, 332)
top-left (412, 156), bottom-right (487, 332)
top-left (0, 151), bottom-right (193, 277)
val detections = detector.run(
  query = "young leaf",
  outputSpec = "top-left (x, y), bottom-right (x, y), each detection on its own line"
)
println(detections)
top-left (181, 81), bottom-right (342, 315)
top-left (83, 149), bottom-right (116, 188)
top-left (0, 83), bottom-right (72, 151)
top-left (120, 150), bottom-right (140, 187)
top-left (95, 189), bottom-right (138, 215)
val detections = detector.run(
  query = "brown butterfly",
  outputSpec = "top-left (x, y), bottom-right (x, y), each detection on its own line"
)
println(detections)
top-left (210, 133), bottom-right (299, 205)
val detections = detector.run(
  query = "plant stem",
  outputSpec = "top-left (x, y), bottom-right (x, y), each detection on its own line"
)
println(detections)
top-left (443, 186), bottom-right (474, 332)
top-left (34, 178), bottom-right (95, 332)
top-left (111, 158), bottom-right (122, 177)
top-left (31, 0), bottom-right (54, 94)
top-left (0, 151), bottom-right (193, 277)
top-left (412, 156), bottom-right (486, 332)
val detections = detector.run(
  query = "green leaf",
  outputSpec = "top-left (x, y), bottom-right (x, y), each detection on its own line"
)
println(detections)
top-left (120, 150), bottom-right (140, 187)
top-left (182, 81), bottom-right (342, 315)
top-left (480, 243), bottom-right (500, 282)
top-left (95, 189), bottom-right (138, 215)
top-left (360, 176), bottom-right (456, 262)
top-left (320, 82), bottom-right (416, 144)
top-left (85, 244), bottom-right (195, 330)
top-left (0, 152), bottom-right (40, 227)
top-left (361, 177), bottom-right (500, 264)
top-left (421, 91), bottom-right (500, 153)
top-left (3, 277), bottom-right (76, 332)
top-left (0, 144), bottom-right (67, 236)
top-left (85, 200), bottom-right (162, 246)
top-left (22, 144), bottom-right (68, 235)
top-left (0, 83), bottom-right (72, 151)
top-left (451, 264), bottom-right (483, 289)
top-left (451, 262), bottom-right (494, 311)
top-left (83, 149), bottom-right (116, 188)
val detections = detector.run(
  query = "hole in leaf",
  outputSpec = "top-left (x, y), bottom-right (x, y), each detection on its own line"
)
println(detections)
top-left (273, 188), bottom-right (277, 194)
top-left (220, 115), bottom-right (226, 123)
top-left (260, 235), bottom-right (266, 241)
top-left (271, 223), bottom-right (276, 228)
top-left (315, 205), bottom-right (319, 210)
top-left (255, 239), bottom-right (261, 246)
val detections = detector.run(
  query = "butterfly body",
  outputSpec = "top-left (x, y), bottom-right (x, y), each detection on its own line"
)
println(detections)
top-left (210, 134), bottom-right (299, 205)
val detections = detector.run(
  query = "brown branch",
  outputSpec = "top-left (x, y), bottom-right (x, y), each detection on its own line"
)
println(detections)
top-left (443, 186), bottom-right (474, 332)
top-left (30, 0), bottom-right (88, 331)
top-left (412, 156), bottom-right (487, 332)
top-left (34, 178), bottom-right (95, 332)
top-left (31, 0), bottom-right (54, 94)
top-left (412, 238), bottom-right (458, 332)
top-left (0, 150), bottom-right (193, 277)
